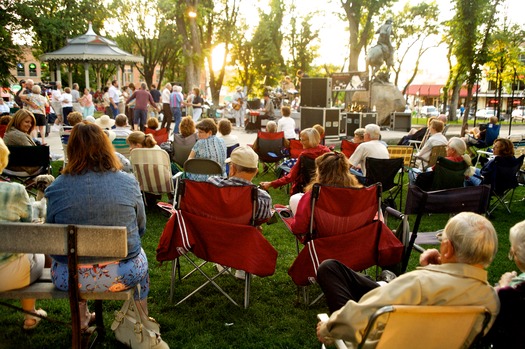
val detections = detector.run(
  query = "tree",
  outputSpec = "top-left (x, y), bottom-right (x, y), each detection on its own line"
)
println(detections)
top-left (228, 22), bottom-right (258, 95)
top-left (167, 0), bottom-right (207, 92)
top-left (484, 21), bottom-right (525, 118)
top-left (251, 0), bottom-right (286, 90)
top-left (15, 0), bottom-right (107, 82)
top-left (0, 1), bottom-right (22, 86)
top-left (201, 0), bottom-right (242, 105)
top-left (284, 2), bottom-right (320, 74)
top-left (338, 0), bottom-right (396, 71)
top-left (390, 2), bottom-right (442, 93)
top-left (110, 0), bottom-right (179, 88)
top-left (448, 0), bottom-right (499, 135)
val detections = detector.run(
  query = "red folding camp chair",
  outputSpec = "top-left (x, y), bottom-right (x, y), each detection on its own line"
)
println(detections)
top-left (282, 183), bottom-right (403, 305)
top-left (156, 179), bottom-right (278, 308)
top-left (341, 139), bottom-right (359, 158)
top-left (288, 139), bottom-right (303, 158)
top-left (145, 127), bottom-right (169, 145)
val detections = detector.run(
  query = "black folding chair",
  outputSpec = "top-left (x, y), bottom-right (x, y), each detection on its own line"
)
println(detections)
top-left (2, 146), bottom-right (51, 194)
top-left (385, 185), bottom-right (491, 273)
top-left (482, 155), bottom-right (524, 215)
top-left (365, 157), bottom-right (404, 210)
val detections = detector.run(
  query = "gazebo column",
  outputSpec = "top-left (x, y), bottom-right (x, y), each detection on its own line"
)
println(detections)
top-left (117, 65), bottom-right (123, 88)
top-left (84, 63), bottom-right (90, 89)
top-left (67, 64), bottom-right (73, 88)
top-left (56, 64), bottom-right (62, 83)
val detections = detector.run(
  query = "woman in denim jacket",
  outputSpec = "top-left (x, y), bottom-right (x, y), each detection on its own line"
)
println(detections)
top-left (45, 121), bottom-right (152, 330)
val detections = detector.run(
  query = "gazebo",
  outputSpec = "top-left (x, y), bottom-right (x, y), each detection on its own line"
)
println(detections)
top-left (40, 23), bottom-right (143, 90)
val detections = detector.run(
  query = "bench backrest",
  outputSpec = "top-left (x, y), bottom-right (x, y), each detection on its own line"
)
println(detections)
top-left (0, 222), bottom-right (128, 258)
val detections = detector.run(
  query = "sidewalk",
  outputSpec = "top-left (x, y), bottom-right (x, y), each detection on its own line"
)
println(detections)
top-left (45, 122), bottom-right (525, 162)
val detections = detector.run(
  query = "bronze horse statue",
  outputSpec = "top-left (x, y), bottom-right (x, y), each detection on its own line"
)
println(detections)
top-left (366, 44), bottom-right (393, 80)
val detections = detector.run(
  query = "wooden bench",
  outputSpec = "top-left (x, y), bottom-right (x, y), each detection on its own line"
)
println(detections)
top-left (0, 222), bottom-right (132, 349)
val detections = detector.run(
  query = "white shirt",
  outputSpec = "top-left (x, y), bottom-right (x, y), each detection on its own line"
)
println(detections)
top-left (416, 132), bottom-right (447, 162)
top-left (277, 116), bottom-right (296, 139)
top-left (349, 140), bottom-right (389, 176)
top-left (108, 85), bottom-right (120, 104)
top-left (51, 89), bottom-right (62, 103)
top-left (60, 93), bottom-right (73, 107)
top-left (218, 134), bottom-right (239, 148)
top-left (161, 88), bottom-right (171, 104)
top-left (0, 103), bottom-right (9, 114)
top-left (71, 89), bottom-right (80, 102)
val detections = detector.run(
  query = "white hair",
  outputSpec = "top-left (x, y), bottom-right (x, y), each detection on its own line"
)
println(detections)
top-left (510, 220), bottom-right (525, 270)
top-left (444, 212), bottom-right (498, 268)
top-left (364, 124), bottom-right (381, 140)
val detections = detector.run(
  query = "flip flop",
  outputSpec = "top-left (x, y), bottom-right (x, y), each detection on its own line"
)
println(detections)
top-left (23, 308), bottom-right (47, 330)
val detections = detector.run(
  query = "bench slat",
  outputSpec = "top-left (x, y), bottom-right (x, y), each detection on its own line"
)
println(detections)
top-left (0, 222), bottom-right (128, 258)
top-left (0, 281), bottom-right (133, 301)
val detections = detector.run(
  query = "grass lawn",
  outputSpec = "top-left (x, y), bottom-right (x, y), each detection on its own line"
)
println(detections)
top-left (1, 160), bottom-right (524, 348)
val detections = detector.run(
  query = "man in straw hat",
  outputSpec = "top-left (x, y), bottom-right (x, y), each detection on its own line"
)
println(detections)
top-left (208, 145), bottom-right (272, 225)
top-left (95, 114), bottom-right (116, 130)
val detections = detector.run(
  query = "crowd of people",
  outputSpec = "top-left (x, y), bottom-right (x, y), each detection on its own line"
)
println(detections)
top-left (2, 76), bottom-right (525, 349)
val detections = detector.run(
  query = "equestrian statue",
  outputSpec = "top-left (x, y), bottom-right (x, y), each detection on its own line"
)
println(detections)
top-left (366, 18), bottom-right (394, 82)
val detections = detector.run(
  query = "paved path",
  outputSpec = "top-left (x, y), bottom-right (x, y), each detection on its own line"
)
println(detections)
top-left (45, 122), bottom-right (525, 162)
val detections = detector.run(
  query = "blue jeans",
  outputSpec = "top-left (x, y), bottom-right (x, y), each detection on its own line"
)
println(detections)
top-left (171, 107), bottom-right (182, 134)
top-left (109, 103), bottom-right (119, 118)
top-left (134, 109), bottom-right (148, 131)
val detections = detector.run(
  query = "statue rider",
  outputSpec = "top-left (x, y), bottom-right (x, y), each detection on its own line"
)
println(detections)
top-left (376, 18), bottom-right (394, 67)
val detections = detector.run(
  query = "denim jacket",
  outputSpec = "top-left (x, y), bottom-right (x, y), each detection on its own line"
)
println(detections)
top-left (45, 170), bottom-right (146, 264)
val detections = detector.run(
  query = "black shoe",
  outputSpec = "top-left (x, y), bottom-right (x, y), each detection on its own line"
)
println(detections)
top-left (379, 270), bottom-right (397, 283)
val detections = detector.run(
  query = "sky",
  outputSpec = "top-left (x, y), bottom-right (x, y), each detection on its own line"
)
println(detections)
top-left (240, 0), bottom-right (524, 87)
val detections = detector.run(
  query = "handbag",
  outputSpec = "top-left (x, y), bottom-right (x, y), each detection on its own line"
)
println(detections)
top-left (111, 294), bottom-right (169, 349)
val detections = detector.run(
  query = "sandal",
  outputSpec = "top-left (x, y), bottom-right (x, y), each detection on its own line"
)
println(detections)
top-left (23, 308), bottom-right (47, 330)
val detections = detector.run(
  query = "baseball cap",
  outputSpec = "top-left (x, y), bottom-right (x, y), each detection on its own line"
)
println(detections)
top-left (225, 146), bottom-right (259, 169)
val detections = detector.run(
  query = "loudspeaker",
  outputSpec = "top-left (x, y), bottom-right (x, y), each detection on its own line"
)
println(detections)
top-left (247, 99), bottom-right (261, 110)
top-left (360, 113), bottom-right (377, 127)
top-left (300, 107), bottom-right (341, 138)
top-left (300, 78), bottom-right (332, 108)
top-left (346, 112), bottom-right (361, 137)
top-left (390, 112), bottom-right (412, 131)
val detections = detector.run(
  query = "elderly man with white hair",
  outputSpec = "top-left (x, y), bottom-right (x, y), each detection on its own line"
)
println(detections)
top-left (316, 212), bottom-right (499, 348)
top-left (348, 123), bottom-right (389, 179)
top-left (170, 85), bottom-right (184, 134)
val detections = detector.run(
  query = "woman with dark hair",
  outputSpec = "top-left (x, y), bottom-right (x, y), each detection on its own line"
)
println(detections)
top-left (185, 87), bottom-right (203, 122)
top-left (466, 138), bottom-right (515, 186)
top-left (187, 118), bottom-right (226, 179)
top-left (3, 109), bottom-right (41, 174)
top-left (45, 122), bottom-right (161, 338)
top-left (290, 152), bottom-right (362, 235)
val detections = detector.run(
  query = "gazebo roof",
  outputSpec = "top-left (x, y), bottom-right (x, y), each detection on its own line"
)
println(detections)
top-left (40, 23), bottom-right (143, 64)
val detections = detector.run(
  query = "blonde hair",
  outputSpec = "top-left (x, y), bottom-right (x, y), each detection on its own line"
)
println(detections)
top-left (266, 121), bottom-right (277, 133)
top-left (305, 152), bottom-right (362, 192)
top-left (0, 137), bottom-right (9, 172)
top-left (127, 131), bottom-right (157, 148)
top-left (300, 128), bottom-right (320, 148)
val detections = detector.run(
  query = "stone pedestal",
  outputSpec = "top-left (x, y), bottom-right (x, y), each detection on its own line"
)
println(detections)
top-left (352, 83), bottom-right (405, 125)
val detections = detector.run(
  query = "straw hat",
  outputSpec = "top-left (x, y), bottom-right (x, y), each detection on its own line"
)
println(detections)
top-left (95, 115), bottom-right (115, 129)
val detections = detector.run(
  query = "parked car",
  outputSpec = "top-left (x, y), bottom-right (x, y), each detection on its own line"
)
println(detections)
top-left (512, 106), bottom-right (525, 122)
top-left (475, 108), bottom-right (496, 119)
top-left (420, 106), bottom-right (439, 117)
